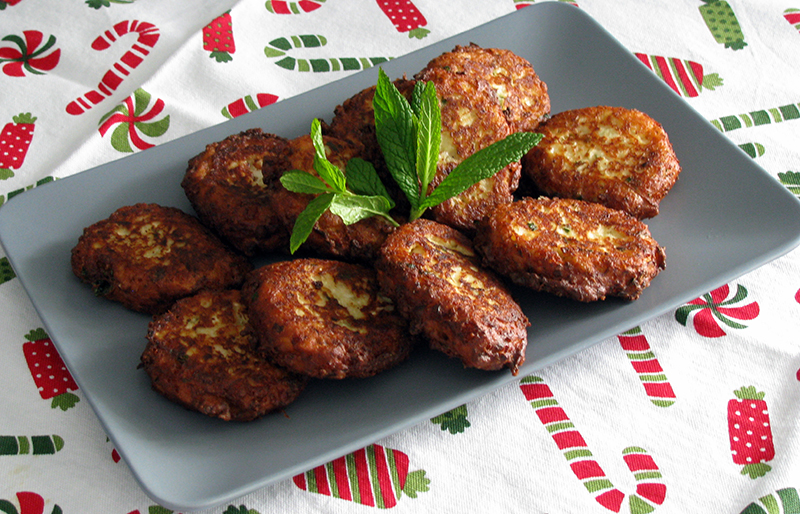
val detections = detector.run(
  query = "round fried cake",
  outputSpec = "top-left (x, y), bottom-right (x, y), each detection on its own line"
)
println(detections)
top-left (266, 134), bottom-right (400, 261)
top-left (242, 258), bottom-right (415, 379)
top-left (474, 197), bottom-right (666, 302)
top-left (71, 203), bottom-right (252, 314)
top-left (521, 106), bottom-right (681, 219)
top-left (375, 219), bottom-right (528, 375)
top-left (181, 128), bottom-right (291, 255)
top-left (413, 44), bottom-right (549, 232)
top-left (416, 43), bottom-right (550, 133)
top-left (141, 289), bottom-right (307, 421)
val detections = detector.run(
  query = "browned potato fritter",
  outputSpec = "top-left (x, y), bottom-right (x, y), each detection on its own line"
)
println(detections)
top-left (265, 134), bottom-right (400, 261)
top-left (474, 197), bottom-right (666, 302)
top-left (181, 128), bottom-right (291, 255)
top-left (413, 46), bottom-right (524, 232)
top-left (375, 219), bottom-right (528, 375)
top-left (242, 259), bottom-right (415, 379)
top-left (416, 44), bottom-right (550, 133)
top-left (141, 289), bottom-right (307, 421)
top-left (522, 106), bottom-right (681, 219)
top-left (71, 203), bottom-right (252, 314)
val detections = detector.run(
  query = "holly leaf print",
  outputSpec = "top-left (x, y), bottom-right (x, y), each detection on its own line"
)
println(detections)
top-left (86, 0), bottom-right (135, 8)
top-left (0, 31), bottom-right (61, 77)
top-left (431, 404), bottom-right (471, 434)
top-left (675, 283), bottom-right (759, 337)
top-left (98, 88), bottom-right (170, 152)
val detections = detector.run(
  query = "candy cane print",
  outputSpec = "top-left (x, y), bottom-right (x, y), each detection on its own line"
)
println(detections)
top-left (617, 327), bottom-right (676, 408)
top-left (66, 20), bottom-right (160, 116)
top-left (519, 376), bottom-right (667, 513)
top-left (264, 35), bottom-right (392, 72)
top-left (293, 443), bottom-right (430, 507)
top-left (709, 102), bottom-right (800, 132)
top-left (265, 0), bottom-right (326, 14)
top-left (739, 487), bottom-right (800, 514)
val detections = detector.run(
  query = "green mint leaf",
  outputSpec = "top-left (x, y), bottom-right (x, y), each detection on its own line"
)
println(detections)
top-left (309, 118), bottom-right (346, 193)
top-left (289, 193), bottom-right (334, 254)
top-left (329, 194), bottom-right (395, 225)
top-left (420, 131), bottom-right (543, 209)
top-left (415, 80), bottom-right (440, 197)
top-left (410, 81), bottom-right (425, 116)
top-left (280, 170), bottom-right (333, 194)
top-left (345, 158), bottom-right (394, 206)
top-left (373, 68), bottom-right (420, 210)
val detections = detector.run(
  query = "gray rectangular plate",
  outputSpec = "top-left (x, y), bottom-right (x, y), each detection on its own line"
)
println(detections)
top-left (2, 3), bottom-right (800, 511)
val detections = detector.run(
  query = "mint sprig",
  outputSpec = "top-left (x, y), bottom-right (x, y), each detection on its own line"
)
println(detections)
top-left (373, 68), bottom-right (542, 221)
top-left (281, 69), bottom-right (543, 254)
top-left (280, 118), bottom-right (397, 254)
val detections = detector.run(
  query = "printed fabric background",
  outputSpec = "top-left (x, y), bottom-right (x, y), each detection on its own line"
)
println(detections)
top-left (2, 0), bottom-right (800, 513)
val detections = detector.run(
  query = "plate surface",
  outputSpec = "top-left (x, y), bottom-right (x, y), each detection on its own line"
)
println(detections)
top-left (3, 3), bottom-right (800, 511)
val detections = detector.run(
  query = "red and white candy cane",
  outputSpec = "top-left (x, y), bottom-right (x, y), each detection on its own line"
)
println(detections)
top-left (519, 376), bottom-right (667, 513)
top-left (66, 20), bottom-right (160, 116)
top-left (618, 326), bottom-right (677, 408)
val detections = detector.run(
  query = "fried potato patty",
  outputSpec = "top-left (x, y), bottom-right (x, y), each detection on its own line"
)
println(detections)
top-left (416, 43), bottom-right (550, 133)
top-left (413, 45), bottom-right (548, 232)
top-left (474, 197), bottom-right (666, 302)
top-left (266, 134), bottom-right (400, 261)
top-left (71, 203), bottom-right (252, 314)
top-left (522, 106), bottom-right (681, 219)
top-left (242, 259), bottom-right (415, 379)
top-left (181, 128), bottom-right (291, 255)
top-left (375, 219), bottom-right (528, 375)
top-left (141, 289), bottom-right (307, 421)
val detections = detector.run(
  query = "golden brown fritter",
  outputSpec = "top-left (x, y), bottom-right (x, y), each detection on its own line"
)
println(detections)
top-left (71, 203), bottom-right (252, 314)
top-left (242, 258), bottom-right (415, 379)
top-left (141, 289), bottom-right (307, 421)
top-left (474, 197), bottom-right (666, 302)
top-left (416, 43), bottom-right (550, 133)
top-left (413, 44), bottom-right (549, 232)
top-left (181, 128), bottom-right (291, 256)
top-left (375, 219), bottom-right (528, 375)
top-left (266, 134), bottom-right (401, 261)
top-left (521, 106), bottom-right (681, 219)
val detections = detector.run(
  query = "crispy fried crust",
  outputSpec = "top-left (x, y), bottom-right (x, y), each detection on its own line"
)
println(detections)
top-left (416, 44), bottom-right (550, 133)
top-left (266, 134), bottom-right (400, 261)
top-left (375, 219), bottom-right (528, 375)
top-left (521, 106), bottom-right (681, 219)
top-left (413, 45), bottom-right (548, 232)
top-left (71, 203), bottom-right (252, 314)
top-left (474, 197), bottom-right (666, 302)
top-left (141, 289), bottom-right (307, 421)
top-left (242, 259), bottom-right (415, 379)
top-left (181, 128), bottom-right (291, 255)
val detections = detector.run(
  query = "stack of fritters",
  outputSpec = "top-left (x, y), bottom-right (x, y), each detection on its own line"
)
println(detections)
top-left (71, 43), bottom-right (683, 421)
